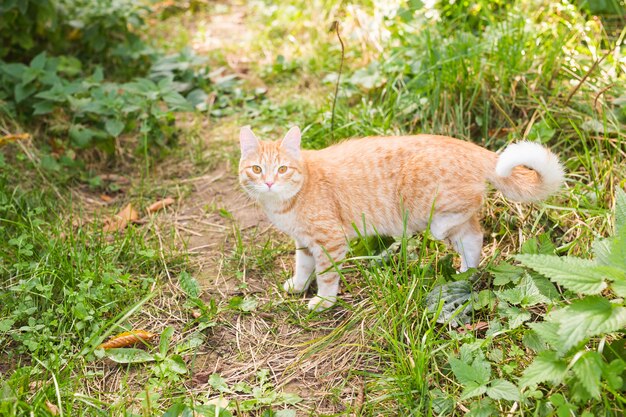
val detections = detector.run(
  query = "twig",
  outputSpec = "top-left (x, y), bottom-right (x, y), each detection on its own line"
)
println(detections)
top-left (564, 48), bottom-right (612, 106)
top-left (330, 20), bottom-right (345, 142)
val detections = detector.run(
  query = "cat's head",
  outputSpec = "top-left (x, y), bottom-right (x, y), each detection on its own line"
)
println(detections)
top-left (238, 126), bottom-right (305, 201)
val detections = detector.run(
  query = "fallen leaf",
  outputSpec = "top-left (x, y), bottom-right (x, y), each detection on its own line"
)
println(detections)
top-left (146, 197), bottom-right (175, 214)
top-left (100, 194), bottom-right (113, 202)
top-left (99, 173), bottom-right (130, 185)
top-left (0, 133), bottom-right (31, 147)
top-left (457, 321), bottom-right (489, 334)
top-left (98, 330), bottom-right (156, 349)
top-left (103, 203), bottom-right (140, 232)
top-left (45, 400), bottom-right (59, 416)
top-left (192, 310), bottom-right (202, 319)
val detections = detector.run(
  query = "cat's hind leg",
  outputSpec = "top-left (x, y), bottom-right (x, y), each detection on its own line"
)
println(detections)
top-left (448, 215), bottom-right (483, 272)
top-left (430, 212), bottom-right (483, 272)
top-left (283, 240), bottom-right (315, 293)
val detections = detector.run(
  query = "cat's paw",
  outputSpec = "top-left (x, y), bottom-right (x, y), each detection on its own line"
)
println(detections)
top-left (283, 277), bottom-right (308, 294)
top-left (307, 295), bottom-right (336, 312)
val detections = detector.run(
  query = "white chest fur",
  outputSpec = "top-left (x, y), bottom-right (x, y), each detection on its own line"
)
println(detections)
top-left (260, 202), bottom-right (299, 237)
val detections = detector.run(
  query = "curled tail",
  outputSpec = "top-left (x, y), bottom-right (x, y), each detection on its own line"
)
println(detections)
top-left (487, 141), bottom-right (564, 202)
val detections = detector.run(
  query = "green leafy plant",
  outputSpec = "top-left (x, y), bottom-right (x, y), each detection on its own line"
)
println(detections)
top-left (515, 189), bottom-right (626, 403)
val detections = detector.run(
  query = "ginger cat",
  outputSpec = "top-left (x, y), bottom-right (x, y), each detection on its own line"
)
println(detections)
top-left (238, 127), bottom-right (564, 311)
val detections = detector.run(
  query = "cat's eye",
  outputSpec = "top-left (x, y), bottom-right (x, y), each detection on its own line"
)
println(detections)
top-left (251, 165), bottom-right (262, 174)
top-left (278, 165), bottom-right (287, 174)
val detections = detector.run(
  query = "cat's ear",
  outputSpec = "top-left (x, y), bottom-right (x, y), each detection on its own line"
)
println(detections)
top-left (240, 126), bottom-right (260, 158)
top-left (280, 126), bottom-right (301, 158)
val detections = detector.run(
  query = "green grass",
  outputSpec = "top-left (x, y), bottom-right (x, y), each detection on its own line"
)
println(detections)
top-left (2, 0), bottom-right (626, 415)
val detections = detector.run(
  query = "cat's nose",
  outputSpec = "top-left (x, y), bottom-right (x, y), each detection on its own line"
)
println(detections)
top-left (265, 181), bottom-right (274, 188)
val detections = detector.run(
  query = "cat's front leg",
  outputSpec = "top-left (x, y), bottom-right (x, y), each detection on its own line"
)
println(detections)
top-left (283, 240), bottom-right (315, 293)
top-left (308, 241), bottom-right (347, 311)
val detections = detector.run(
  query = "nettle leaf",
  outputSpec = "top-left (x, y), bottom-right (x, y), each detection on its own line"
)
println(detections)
top-left (496, 274), bottom-right (551, 307)
top-left (520, 351), bottom-right (568, 387)
top-left (593, 237), bottom-right (613, 266)
top-left (549, 297), bottom-right (626, 353)
top-left (603, 359), bottom-right (626, 391)
top-left (486, 379), bottom-right (520, 401)
top-left (497, 303), bottom-right (531, 329)
top-left (489, 262), bottom-right (524, 286)
top-left (572, 351), bottom-right (603, 399)
top-left (460, 382), bottom-right (488, 400)
top-left (105, 348), bottom-right (155, 364)
top-left (467, 398), bottom-right (497, 417)
top-left (515, 254), bottom-right (607, 294)
top-left (528, 321), bottom-right (562, 351)
top-left (449, 356), bottom-right (491, 387)
top-left (105, 119), bottom-right (125, 137)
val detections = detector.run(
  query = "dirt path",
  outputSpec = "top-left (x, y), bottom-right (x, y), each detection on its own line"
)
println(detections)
top-left (148, 5), bottom-right (375, 414)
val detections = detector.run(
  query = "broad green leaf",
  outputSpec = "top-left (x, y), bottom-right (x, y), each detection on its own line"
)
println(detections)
top-left (162, 90), bottom-right (193, 111)
top-left (489, 262), bottom-right (524, 286)
top-left (159, 326), bottom-right (174, 357)
top-left (32, 100), bottom-right (55, 115)
top-left (208, 373), bottom-right (231, 393)
top-left (497, 303), bottom-right (530, 329)
top-left (604, 359), bottom-right (626, 391)
top-left (0, 319), bottom-right (14, 332)
top-left (460, 382), bottom-right (487, 400)
top-left (449, 357), bottom-right (491, 386)
top-left (105, 348), bottom-right (155, 364)
top-left (528, 321), bottom-right (562, 350)
top-left (486, 379), bottom-right (520, 401)
top-left (14, 82), bottom-right (36, 103)
top-left (602, 338), bottom-right (626, 391)
top-left (520, 351), bottom-right (568, 387)
top-left (179, 271), bottom-right (200, 298)
top-left (105, 119), bottom-right (125, 137)
top-left (229, 295), bottom-right (258, 312)
top-left (280, 392), bottom-right (302, 405)
top-left (274, 411), bottom-right (297, 417)
top-left (515, 254), bottom-right (607, 294)
top-left (593, 237), bottom-right (613, 266)
top-left (164, 355), bottom-right (187, 374)
top-left (572, 351), bottom-right (603, 399)
top-left (467, 398), bottom-right (497, 417)
top-left (426, 280), bottom-right (472, 325)
top-left (30, 52), bottom-right (47, 71)
top-left (162, 403), bottom-right (187, 417)
top-left (550, 297), bottom-right (626, 353)
top-left (194, 405), bottom-right (233, 417)
top-left (496, 274), bottom-right (551, 307)
top-left (606, 232), bottom-right (626, 275)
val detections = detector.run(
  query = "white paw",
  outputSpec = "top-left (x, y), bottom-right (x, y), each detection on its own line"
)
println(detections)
top-left (283, 277), bottom-right (308, 294)
top-left (307, 295), bottom-right (337, 312)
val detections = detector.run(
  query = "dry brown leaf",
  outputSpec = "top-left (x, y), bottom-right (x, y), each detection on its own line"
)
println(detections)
top-left (103, 203), bottom-right (140, 232)
top-left (146, 197), bottom-right (175, 214)
top-left (457, 321), bottom-right (489, 334)
top-left (0, 133), bottom-right (31, 147)
top-left (100, 194), bottom-right (113, 202)
top-left (45, 400), bottom-right (59, 416)
top-left (98, 330), bottom-right (156, 349)
top-left (99, 173), bottom-right (130, 185)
